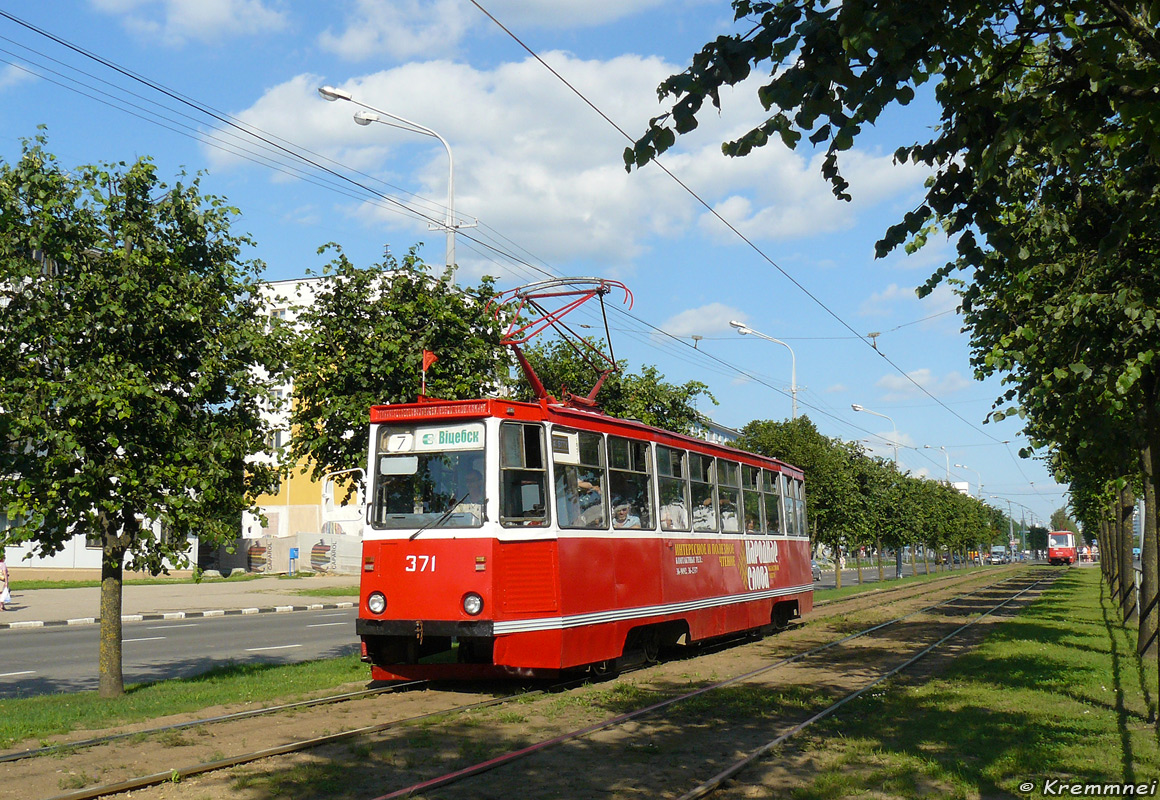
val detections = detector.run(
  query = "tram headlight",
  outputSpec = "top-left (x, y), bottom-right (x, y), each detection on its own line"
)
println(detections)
top-left (462, 592), bottom-right (483, 616)
top-left (367, 592), bottom-right (387, 615)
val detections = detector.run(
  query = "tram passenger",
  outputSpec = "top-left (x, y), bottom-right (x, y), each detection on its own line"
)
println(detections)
top-left (612, 501), bottom-right (641, 529)
top-left (556, 471), bottom-right (604, 527)
top-left (659, 491), bottom-right (688, 531)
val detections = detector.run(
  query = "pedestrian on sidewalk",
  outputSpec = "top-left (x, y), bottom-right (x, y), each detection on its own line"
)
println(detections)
top-left (0, 549), bottom-right (10, 611)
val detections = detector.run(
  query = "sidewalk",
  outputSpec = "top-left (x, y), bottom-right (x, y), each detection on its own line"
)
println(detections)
top-left (0, 573), bottom-right (361, 630)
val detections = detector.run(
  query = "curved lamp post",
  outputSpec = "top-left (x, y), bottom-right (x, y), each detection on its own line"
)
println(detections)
top-left (954, 462), bottom-right (982, 498)
top-left (924, 444), bottom-right (950, 482)
top-left (729, 320), bottom-right (797, 419)
top-left (319, 85), bottom-right (459, 281)
top-left (851, 403), bottom-right (898, 464)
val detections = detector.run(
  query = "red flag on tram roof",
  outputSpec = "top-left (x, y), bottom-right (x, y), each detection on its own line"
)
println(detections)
top-left (422, 350), bottom-right (438, 371)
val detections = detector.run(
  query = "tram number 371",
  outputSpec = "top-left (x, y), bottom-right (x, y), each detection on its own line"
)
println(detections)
top-left (405, 555), bottom-right (436, 572)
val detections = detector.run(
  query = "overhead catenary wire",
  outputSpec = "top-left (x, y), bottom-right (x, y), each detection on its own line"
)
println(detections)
top-left (463, 0), bottom-right (1007, 447)
top-left (0, 8), bottom-right (1031, 496)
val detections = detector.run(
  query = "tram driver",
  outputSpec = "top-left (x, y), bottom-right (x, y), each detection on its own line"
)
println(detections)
top-left (453, 468), bottom-right (486, 524)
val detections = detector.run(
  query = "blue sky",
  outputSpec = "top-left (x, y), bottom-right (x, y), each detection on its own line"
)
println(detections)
top-left (0, 0), bottom-right (1068, 528)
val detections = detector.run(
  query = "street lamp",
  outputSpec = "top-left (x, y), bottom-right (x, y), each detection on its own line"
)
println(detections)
top-left (729, 320), bottom-right (797, 419)
top-left (851, 403), bottom-right (902, 578)
top-left (851, 403), bottom-right (898, 464)
top-left (924, 444), bottom-right (950, 482)
top-left (319, 85), bottom-right (460, 281)
top-left (954, 463), bottom-right (982, 497)
top-left (991, 495), bottom-right (1018, 554)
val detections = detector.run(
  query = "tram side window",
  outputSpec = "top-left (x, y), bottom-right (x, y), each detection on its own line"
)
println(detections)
top-left (784, 478), bottom-right (801, 537)
top-left (689, 453), bottom-right (718, 532)
top-left (718, 460), bottom-right (741, 533)
top-left (553, 429), bottom-right (608, 529)
top-left (742, 465), bottom-right (764, 534)
top-left (608, 436), bottom-right (654, 530)
top-left (500, 422), bottom-right (549, 527)
top-left (657, 445), bottom-right (690, 532)
top-left (794, 480), bottom-right (808, 538)
top-left (763, 469), bottom-right (782, 535)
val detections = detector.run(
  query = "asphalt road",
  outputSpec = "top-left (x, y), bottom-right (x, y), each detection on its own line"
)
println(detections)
top-left (0, 606), bottom-right (361, 699)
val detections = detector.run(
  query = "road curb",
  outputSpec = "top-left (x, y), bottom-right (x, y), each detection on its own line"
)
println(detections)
top-left (0, 601), bottom-right (357, 631)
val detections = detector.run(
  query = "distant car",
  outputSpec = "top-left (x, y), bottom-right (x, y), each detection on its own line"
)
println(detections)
top-left (811, 560), bottom-right (822, 581)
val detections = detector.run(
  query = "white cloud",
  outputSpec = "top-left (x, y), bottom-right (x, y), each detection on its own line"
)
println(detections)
top-left (825, 383), bottom-right (848, 393)
top-left (91, 0), bottom-right (288, 45)
top-left (211, 53), bottom-right (930, 273)
top-left (860, 283), bottom-right (917, 317)
top-left (318, 0), bottom-right (669, 61)
top-left (211, 56), bottom-right (690, 267)
top-left (658, 303), bottom-right (746, 338)
top-left (859, 281), bottom-right (960, 336)
top-left (0, 64), bottom-right (34, 91)
top-left (875, 368), bottom-right (970, 402)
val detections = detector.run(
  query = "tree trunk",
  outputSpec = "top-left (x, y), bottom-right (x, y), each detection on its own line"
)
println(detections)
top-left (922, 541), bottom-right (930, 575)
top-left (1121, 485), bottom-right (1138, 623)
top-left (1104, 514), bottom-right (1119, 600)
top-left (1104, 514), bottom-right (1113, 588)
top-left (835, 544), bottom-right (842, 590)
top-left (99, 537), bottom-right (126, 698)
top-left (876, 538), bottom-right (884, 582)
top-left (1139, 438), bottom-right (1158, 658)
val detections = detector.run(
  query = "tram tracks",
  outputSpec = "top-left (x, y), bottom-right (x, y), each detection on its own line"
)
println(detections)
top-left (363, 572), bottom-right (1053, 800)
top-left (13, 568), bottom-right (1041, 800)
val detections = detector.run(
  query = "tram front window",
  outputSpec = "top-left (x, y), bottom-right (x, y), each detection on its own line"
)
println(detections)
top-left (371, 424), bottom-right (486, 529)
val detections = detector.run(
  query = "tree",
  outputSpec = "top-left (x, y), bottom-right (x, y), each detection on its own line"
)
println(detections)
top-left (513, 337), bottom-right (716, 436)
top-left (286, 245), bottom-right (511, 485)
top-left (0, 137), bottom-right (283, 697)
top-left (1028, 525), bottom-right (1048, 553)
top-left (734, 417), bottom-right (859, 583)
top-left (625, 0), bottom-right (1160, 665)
top-left (1049, 508), bottom-right (1079, 534)
top-left (625, 0), bottom-right (1160, 263)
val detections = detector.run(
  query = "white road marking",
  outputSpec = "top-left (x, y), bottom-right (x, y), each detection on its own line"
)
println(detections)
top-left (147, 624), bottom-right (199, 630)
top-left (245, 644), bottom-right (302, 652)
top-left (307, 622), bottom-right (348, 628)
top-left (124, 636), bottom-right (166, 643)
top-left (0, 670), bottom-right (35, 678)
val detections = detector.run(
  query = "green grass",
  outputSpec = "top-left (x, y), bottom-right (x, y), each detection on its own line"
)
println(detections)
top-left (0, 654), bottom-right (368, 748)
top-left (814, 563), bottom-right (1001, 602)
top-left (12, 572), bottom-right (355, 591)
top-left (290, 586), bottom-right (360, 598)
top-left (12, 573), bottom-right (266, 591)
top-left (786, 567), bottom-right (1160, 799)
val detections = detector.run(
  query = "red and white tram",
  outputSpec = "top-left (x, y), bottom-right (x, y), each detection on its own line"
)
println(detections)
top-left (1047, 531), bottom-right (1078, 566)
top-left (355, 397), bottom-right (813, 680)
top-left (355, 278), bottom-right (812, 680)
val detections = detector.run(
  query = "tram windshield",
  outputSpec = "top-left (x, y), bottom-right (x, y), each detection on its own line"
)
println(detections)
top-left (1048, 533), bottom-right (1073, 548)
top-left (371, 423), bottom-right (486, 530)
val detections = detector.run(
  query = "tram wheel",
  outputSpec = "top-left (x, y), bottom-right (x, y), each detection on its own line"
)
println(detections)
top-left (640, 631), bottom-right (661, 664)
top-left (771, 604), bottom-right (795, 631)
top-left (590, 659), bottom-right (621, 679)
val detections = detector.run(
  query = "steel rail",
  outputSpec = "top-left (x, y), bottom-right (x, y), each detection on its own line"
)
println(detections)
top-left (0, 683), bottom-right (423, 763)
top-left (32, 569), bottom-right (1035, 800)
top-left (366, 571), bottom-right (1040, 799)
top-left (679, 573), bottom-right (1055, 799)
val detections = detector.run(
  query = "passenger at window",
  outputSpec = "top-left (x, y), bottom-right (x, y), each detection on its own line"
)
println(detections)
top-left (612, 502), bottom-right (641, 529)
